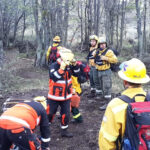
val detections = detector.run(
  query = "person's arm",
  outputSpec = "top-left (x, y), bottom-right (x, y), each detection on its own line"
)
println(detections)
top-left (49, 62), bottom-right (65, 82)
top-left (71, 63), bottom-right (80, 77)
top-left (101, 50), bottom-right (118, 64)
top-left (46, 46), bottom-right (51, 61)
top-left (99, 103), bottom-right (121, 150)
top-left (40, 107), bottom-right (51, 150)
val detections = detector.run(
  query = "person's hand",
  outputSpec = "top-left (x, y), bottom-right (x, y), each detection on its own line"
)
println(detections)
top-left (92, 50), bottom-right (96, 57)
top-left (71, 61), bottom-right (76, 66)
top-left (101, 55), bottom-right (108, 61)
top-left (60, 61), bottom-right (67, 70)
top-left (70, 59), bottom-right (76, 66)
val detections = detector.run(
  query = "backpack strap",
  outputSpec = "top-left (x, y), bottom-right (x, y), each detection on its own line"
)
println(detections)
top-left (145, 92), bottom-right (150, 101)
top-left (119, 94), bottom-right (146, 103)
top-left (118, 95), bottom-right (134, 103)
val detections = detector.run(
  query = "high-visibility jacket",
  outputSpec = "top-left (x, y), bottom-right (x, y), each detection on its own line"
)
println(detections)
top-left (87, 46), bottom-right (98, 67)
top-left (0, 101), bottom-right (50, 142)
top-left (48, 60), bottom-right (80, 101)
top-left (99, 87), bottom-right (146, 150)
top-left (95, 48), bottom-right (118, 71)
top-left (46, 43), bottom-right (62, 62)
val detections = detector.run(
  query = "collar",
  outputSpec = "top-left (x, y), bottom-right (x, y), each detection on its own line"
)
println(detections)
top-left (122, 87), bottom-right (146, 99)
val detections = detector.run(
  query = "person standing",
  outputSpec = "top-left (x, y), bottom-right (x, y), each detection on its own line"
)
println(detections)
top-left (99, 58), bottom-right (150, 149)
top-left (46, 36), bottom-right (62, 66)
top-left (94, 36), bottom-right (118, 110)
top-left (87, 35), bottom-right (99, 98)
top-left (47, 49), bottom-right (80, 138)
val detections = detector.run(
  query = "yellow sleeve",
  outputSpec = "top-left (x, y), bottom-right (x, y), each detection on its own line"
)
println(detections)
top-left (106, 50), bottom-right (118, 64)
top-left (72, 76), bottom-right (82, 94)
top-left (46, 46), bottom-right (51, 61)
top-left (99, 103), bottom-right (121, 150)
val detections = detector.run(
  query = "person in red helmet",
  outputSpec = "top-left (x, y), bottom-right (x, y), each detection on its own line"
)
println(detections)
top-left (0, 96), bottom-right (50, 150)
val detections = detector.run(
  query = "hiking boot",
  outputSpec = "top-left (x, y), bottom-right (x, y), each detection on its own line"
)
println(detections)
top-left (99, 103), bottom-right (107, 111)
top-left (61, 129), bottom-right (73, 138)
top-left (87, 92), bottom-right (95, 98)
top-left (70, 119), bottom-right (83, 124)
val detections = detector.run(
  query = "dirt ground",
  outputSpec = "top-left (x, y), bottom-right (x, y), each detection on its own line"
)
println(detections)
top-left (2, 49), bottom-right (146, 150)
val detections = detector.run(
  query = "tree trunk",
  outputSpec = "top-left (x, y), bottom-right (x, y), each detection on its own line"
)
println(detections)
top-left (0, 40), bottom-right (3, 69)
top-left (119, 0), bottom-right (126, 51)
top-left (143, 0), bottom-right (147, 53)
top-left (135, 0), bottom-right (143, 57)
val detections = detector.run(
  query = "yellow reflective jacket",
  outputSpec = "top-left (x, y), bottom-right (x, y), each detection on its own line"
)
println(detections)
top-left (95, 49), bottom-right (118, 71)
top-left (46, 43), bottom-right (62, 61)
top-left (99, 87), bottom-right (146, 150)
top-left (72, 76), bottom-right (82, 95)
top-left (89, 46), bottom-right (98, 67)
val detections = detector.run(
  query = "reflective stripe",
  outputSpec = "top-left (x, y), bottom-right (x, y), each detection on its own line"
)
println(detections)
top-left (50, 69), bottom-right (55, 72)
top-left (48, 94), bottom-right (72, 100)
top-left (56, 79), bottom-right (72, 84)
top-left (61, 125), bottom-right (68, 129)
top-left (91, 88), bottom-right (96, 91)
top-left (0, 116), bottom-right (30, 128)
top-left (41, 137), bottom-right (51, 142)
top-left (112, 103), bottom-right (127, 114)
top-left (104, 95), bottom-right (111, 99)
top-left (54, 71), bottom-right (61, 79)
top-left (96, 90), bottom-right (102, 93)
top-left (36, 117), bottom-right (40, 125)
top-left (15, 104), bottom-right (31, 110)
top-left (73, 113), bottom-right (81, 119)
top-left (100, 127), bottom-right (117, 142)
top-left (74, 68), bottom-right (80, 73)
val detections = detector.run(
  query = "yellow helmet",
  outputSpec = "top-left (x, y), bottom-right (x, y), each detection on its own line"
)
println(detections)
top-left (59, 48), bottom-right (74, 65)
top-left (99, 36), bottom-right (107, 44)
top-left (118, 58), bottom-right (150, 84)
top-left (89, 35), bottom-right (99, 41)
top-left (33, 96), bottom-right (47, 110)
top-left (53, 36), bottom-right (61, 42)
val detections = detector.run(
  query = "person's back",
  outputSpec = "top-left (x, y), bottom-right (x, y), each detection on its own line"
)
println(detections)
top-left (99, 58), bottom-right (150, 150)
top-left (0, 97), bottom-right (50, 150)
top-left (46, 36), bottom-right (62, 66)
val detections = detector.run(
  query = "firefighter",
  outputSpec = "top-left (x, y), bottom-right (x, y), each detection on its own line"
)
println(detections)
top-left (47, 48), bottom-right (80, 138)
top-left (99, 58), bottom-right (150, 149)
top-left (46, 35), bottom-right (62, 66)
top-left (0, 96), bottom-right (50, 150)
top-left (94, 36), bottom-right (118, 110)
top-left (87, 35), bottom-right (99, 98)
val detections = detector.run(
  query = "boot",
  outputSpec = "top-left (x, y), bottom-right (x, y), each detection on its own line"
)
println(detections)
top-left (99, 103), bottom-right (107, 111)
top-left (87, 91), bottom-right (95, 98)
top-left (61, 129), bottom-right (73, 138)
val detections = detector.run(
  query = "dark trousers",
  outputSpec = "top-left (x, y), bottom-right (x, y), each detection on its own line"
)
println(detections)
top-left (0, 127), bottom-right (41, 150)
top-left (47, 99), bottom-right (71, 128)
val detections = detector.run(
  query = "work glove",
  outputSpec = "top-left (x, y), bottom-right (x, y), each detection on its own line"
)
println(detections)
top-left (101, 55), bottom-right (108, 61)
top-left (60, 61), bottom-right (67, 70)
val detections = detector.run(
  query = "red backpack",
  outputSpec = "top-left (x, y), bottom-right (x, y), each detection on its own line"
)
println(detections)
top-left (48, 46), bottom-right (60, 65)
top-left (76, 61), bottom-right (90, 83)
top-left (118, 94), bottom-right (150, 150)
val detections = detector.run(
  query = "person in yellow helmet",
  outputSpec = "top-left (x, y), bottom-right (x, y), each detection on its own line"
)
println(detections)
top-left (47, 48), bottom-right (81, 138)
top-left (46, 35), bottom-right (62, 66)
top-left (99, 58), bottom-right (150, 150)
top-left (87, 35), bottom-right (99, 98)
top-left (94, 36), bottom-right (118, 110)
